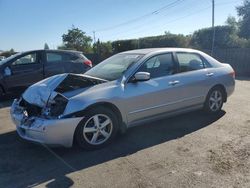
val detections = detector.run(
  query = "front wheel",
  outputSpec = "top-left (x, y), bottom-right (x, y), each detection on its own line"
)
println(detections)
top-left (204, 87), bottom-right (224, 113)
top-left (75, 107), bottom-right (119, 150)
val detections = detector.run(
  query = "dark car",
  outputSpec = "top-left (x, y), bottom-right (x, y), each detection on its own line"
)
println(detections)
top-left (0, 49), bottom-right (92, 97)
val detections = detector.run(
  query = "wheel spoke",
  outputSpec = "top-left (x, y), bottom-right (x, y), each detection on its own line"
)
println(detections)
top-left (91, 132), bottom-right (99, 143)
top-left (84, 127), bottom-right (96, 133)
top-left (214, 91), bottom-right (218, 99)
top-left (217, 96), bottom-right (222, 102)
top-left (210, 102), bottom-right (216, 110)
top-left (215, 102), bottom-right (219, 109)
top-left (93, 115), bottom-right (100, 127)
top-left (100, 119), bottom-right (111, 129)
top-left (210, 97), bottom-right (216, 102)
top-left (100, 130), bottom-right (109, 138)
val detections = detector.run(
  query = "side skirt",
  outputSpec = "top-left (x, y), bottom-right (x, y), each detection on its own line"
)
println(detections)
top-left (127, 104), bottom-right (203, 128)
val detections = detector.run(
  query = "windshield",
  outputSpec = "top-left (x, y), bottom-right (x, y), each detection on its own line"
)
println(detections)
top-left (85, 53), bottom-right (143, 81)
top-left (0, 53), bottom-right (21, 65)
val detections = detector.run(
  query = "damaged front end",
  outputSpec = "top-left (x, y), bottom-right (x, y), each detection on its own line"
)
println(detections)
top-left (10, 73), bottom-right (106, 147)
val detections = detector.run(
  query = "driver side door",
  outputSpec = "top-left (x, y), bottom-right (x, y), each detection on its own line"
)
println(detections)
top-left (4, 52), bottom-right (43, 92)
top-left (123, 53), bottom-right (182, 124)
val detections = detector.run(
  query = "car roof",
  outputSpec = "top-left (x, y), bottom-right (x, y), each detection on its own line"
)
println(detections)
top-left (17, 49), bottom-right (83, 55)
top-left (120, 48), bottom-right (201, 55)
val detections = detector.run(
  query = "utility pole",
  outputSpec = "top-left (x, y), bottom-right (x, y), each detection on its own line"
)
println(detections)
top-left (93, 31), bottom-right (96, 53)
top-left (211, 0), bottom-right (215, 56)
top-left (93, 31), bottom-right (96, 44)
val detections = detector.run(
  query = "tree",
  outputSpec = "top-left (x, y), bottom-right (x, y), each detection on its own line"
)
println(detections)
top-left (1, 49), bottom-right (16, 58)
top-left (190, 25), bottom-right (247, 49)
top-left (44, 43), bottom-right (49, 49)
top-left (237, 0), bottom-right (250, 39)
top-left (61, 26), bottom-right (93, 53)
top-left (226, 16), bottom-right (239, 31)
top-left (94, 40), bottom-right (113, 60)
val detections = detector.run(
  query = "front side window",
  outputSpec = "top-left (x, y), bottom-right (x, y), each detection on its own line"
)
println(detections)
top-left (12, 53), bottom-right (37, 65)
top-left (176, 53), bottom-right (205, 73)
top-left (138, 53), bottom-right (175, 79)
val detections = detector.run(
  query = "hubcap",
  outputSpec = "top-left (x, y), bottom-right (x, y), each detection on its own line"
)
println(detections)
top-left (83, 114), bottom-right (113, 145)
top-left (209, 90), bottom-right (223, 112)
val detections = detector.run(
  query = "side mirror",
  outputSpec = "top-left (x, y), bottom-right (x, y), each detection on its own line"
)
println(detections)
top-left (4, 67), bottom-right (12, 76)
top-left (134, 72), bottom-right (150, 82)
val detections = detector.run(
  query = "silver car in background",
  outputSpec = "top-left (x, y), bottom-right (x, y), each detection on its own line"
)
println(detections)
top-left (10, 48), bottom-right (235, 149)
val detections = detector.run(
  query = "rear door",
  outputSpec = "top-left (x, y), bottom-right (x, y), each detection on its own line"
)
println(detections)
top-left (4, 51), bottom-right (43, 91)
top-left (173, 52), bottom-right (212, 107)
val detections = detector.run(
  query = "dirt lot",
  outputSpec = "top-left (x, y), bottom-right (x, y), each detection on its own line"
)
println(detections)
top-left (0, 79), bottom-right (250, 188)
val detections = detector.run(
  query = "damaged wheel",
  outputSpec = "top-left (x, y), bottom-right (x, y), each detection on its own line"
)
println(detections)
top-left (75, 107), bottom-right (119, 150)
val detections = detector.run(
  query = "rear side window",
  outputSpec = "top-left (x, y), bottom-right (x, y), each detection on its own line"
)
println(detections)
top-left (46, 53), bottom-right (63, 62)
top-left (176, 53), bottom-right (206, 73)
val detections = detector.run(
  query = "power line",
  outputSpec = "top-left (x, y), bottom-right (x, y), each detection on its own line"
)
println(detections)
top-left (106, 0), bottom-right (239, 41)
top-left (95, 0), bottom-right (185, 32)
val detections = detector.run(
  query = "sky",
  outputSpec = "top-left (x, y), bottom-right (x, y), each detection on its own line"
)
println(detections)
top-left (0, 0), bottom-right (243, 51)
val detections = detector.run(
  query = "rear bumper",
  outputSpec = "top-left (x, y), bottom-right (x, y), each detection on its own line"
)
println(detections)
top-left (225, 78), bottom-right (235, 98)
top-left (10, 99), bottom-right (82, 147)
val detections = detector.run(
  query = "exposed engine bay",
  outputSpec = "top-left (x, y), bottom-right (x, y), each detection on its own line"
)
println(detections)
top-left (19, 73), bottom-right (107, 119)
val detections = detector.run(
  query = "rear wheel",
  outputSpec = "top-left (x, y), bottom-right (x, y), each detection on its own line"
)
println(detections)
top-left (204, 87), bottom-right (224, 113)
top-left (75, 107), bottom-right (119, 150)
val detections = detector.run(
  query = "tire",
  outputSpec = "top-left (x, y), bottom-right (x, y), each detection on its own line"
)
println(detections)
top-left (204, 87), bottom-right (224, 114)
top-left (75, 106), bottom-right (119, 150)
top-left (0, 87), bottom-right (3, 98)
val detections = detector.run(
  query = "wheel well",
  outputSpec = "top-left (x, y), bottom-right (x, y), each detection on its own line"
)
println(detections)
top-left (85, 102), bottom-right (123, 124)
top-left (210, 84), bottom-right (227, 102)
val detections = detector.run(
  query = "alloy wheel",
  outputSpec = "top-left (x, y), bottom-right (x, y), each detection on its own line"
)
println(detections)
top-left (209, 90), bottom-right (223, 112)
top-left (83, 114), bottom-right (113, 145)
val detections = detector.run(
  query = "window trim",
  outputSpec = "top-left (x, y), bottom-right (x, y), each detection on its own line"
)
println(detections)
top-left (127, 52), bottom-right (178, 83)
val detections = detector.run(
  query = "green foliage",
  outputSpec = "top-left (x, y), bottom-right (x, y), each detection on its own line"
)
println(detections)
top-left (112, 33), bottom-right (191, 53)
top-left (61, 26), bottom-right (93, 53)
top-left (1, 49), bottom-right (16, 58)
top-left (44, 43), bottom-right (49, 49)
top-left (237, 0), bottom-right (250, 39)
top-left (190, 25), bottom-right (247, 49)
top-left (94, 40), bottom-right (113, 61)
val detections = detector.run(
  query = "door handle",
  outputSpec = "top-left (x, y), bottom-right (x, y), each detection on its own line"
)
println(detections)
top-left (206, 72), bottom-right (214, 77)
top-left (169, 80), bottom-right (180, 86)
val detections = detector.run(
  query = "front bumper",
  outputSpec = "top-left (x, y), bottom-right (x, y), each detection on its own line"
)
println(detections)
top-left (10, 99), bottom-right (82, 147)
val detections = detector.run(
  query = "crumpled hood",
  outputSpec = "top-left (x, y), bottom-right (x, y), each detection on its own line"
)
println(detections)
top-left (22, 73), bottom-right (106, 108)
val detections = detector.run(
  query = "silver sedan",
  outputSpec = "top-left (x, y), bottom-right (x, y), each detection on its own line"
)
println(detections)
top-left (10, 48), bottom-right (235, 149)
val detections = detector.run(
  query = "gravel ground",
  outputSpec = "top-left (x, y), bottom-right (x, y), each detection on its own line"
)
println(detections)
top-left (0, 78), bottom-right (249, 188)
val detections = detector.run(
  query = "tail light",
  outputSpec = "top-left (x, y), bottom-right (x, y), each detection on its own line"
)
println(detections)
top-left (83, 60), bottom-right (92, 67)
top-left (229, 70), bottom-right (235, 79)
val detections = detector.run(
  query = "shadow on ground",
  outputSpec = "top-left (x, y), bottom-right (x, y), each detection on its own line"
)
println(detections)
top-left (0, 110), bottom-right (225, 188)
top-left (0, 77), bottom-right (247, 187)
top-left (0, 93), bottom-right (20, 108)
